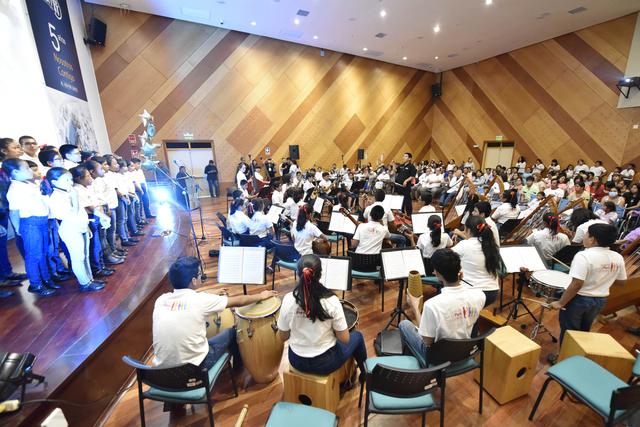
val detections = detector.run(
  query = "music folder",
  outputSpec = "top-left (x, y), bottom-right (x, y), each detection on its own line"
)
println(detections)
top-left (383, 194), bottom-right (404, 210)
top-left (217, 246), bottom-right (266, 284)
top-left (411, 212), bottom-right (443, 234)
top-left (318, 255), bottom-right (352, 291)
top-left (328, 211), bottom-right (357, 235)
top-left (313, 197), bottom-right (325, 214)
top-left (266, 205), bottom-right (284, 224)
top-left (499, 245), bottom-right (548, 273)
top-left (381, 247), bottom-right (426, 280)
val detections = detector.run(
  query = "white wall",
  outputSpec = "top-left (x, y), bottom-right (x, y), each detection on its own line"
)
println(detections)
top-left (0, 0), bottom-right (110, 153)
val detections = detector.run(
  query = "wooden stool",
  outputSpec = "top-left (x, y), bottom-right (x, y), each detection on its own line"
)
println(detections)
top-left (559, 330), bottom-right (635, 381)
top-left (476, 325), bottom-right (541, 404)
top-left (283, 359), bottom-right (354, 412)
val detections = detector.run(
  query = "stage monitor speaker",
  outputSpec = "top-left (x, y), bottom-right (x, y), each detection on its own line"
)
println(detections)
top-left (357, 149), bottom-right (365, 160)
top-left (431, 83), bottom-right (442, 97)
top-left (84, 17), bottom-right (107, 46)
top-left (289, 145), bottom-right (300, 160)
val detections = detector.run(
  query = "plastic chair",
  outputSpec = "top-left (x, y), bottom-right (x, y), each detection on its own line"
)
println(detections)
top-left (216, 225), bottom-right (239, 247)
top-left (529, 355), bottom-right (640, 426)
top-left (226, 187), bottom-right (237, 211)
top-left (359, 356), bottom-right (450, 427)
top-left (237, 234), bottom-right (263, 247)
top-left (347, 250), bottom-right (384, 311)
top-left (629, 350), bottom-right (640, 385)
top-left (215, 211), bottom-right (227, 227)
top-left (271, 240), bottom-right (300, 290)
top-left (428, 328), bottom-right (495, 414)
top-left (265, 402), bottom-right (338, 427)
top-left (122, 352), bottom-right (237, 427)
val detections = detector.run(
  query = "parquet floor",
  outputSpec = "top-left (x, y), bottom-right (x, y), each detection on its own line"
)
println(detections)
top-left (101, 197), bottom-right (640, 427)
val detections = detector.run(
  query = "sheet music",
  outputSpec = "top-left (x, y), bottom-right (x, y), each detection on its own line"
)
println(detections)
top-left (319, 258), bottom-right (350, 291)
top-left (218, 246), bottom-right (266, 284)
top-left (313, 197), bottom-right (325, 214)
top-left (403, 249), bottom-right (426, 276)
top-left (500, 246), bottom-right (547, 273)
top-left (454, 205), bottom-right (466, 216)
top-left (328, 212), bottom-right (357, 234)
top-left (383, 195), bottom-right (404, 210)
top-left (411, 213), bottom-right (443, 234)
top-left (381, 251), bottom-right (406, 280)
top-left (267, 205), bottom-right (284, 224)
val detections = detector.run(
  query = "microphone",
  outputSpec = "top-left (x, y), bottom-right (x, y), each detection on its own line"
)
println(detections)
top-left (172, 159), bottom-right (181, 167)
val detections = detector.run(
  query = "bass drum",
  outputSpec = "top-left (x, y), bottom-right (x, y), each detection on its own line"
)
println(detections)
top-left (196, 285), bottom-right (235, 339)
top-left (340, 299), bottom-right (359, 331)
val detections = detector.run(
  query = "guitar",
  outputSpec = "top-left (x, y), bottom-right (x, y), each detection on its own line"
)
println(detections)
top-left (339, 207), bottom-right (393, 249)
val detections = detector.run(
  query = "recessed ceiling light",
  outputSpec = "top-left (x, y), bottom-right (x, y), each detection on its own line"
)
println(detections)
top-left (402, 56), bottom-right (407, 61)
top-left (294, 18), bottom-right (300, 25)
top-left (313, 35), bottom-right (318, 40)
top-left (435, 56), bottom-right (439, 59)
top-left (363, 47), bottom-right (368, 51)
top-left (433, 24), bottom-right (440, 33)
top-left (485, 0), bottom-right (492, 4)
top-left (380, 9), bottom-right (387, 17)
top-left (250, 21), bottom-right (256, 26)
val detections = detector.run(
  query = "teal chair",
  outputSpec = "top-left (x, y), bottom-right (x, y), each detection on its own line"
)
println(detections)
top-left (316, 219), bottom-right (346, 255)
top-left (347, 250), bottom-right (384, 311)
top-left (358, 355), bottom-right (450, 427)
top-left (265, 402), bottom-right (337, 427)
top-left (271, 240), bottom-right (300, 290)
top-left (122, 352), bottom-right (237, 427)
top-left (630, 350), bottom-right (640, 385)
top-left (529, 355), bottom-right (640, 426)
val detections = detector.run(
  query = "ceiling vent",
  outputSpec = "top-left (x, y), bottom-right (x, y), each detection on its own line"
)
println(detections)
top-left (447, 53), bottom-right (458, 58)
top-left (297, 9), bottom-right (310, 16)
top-left (365, 50), bottom-right (384, 57)
top-left (375, 32), bottom-right (387, 38)
top-left (568, 6), bottom-right (587, 14)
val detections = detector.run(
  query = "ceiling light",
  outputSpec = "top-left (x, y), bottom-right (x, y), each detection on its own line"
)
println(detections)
top-left (250, 21), bottom-right (256, 26)
top-left (294, 18), bottom-right (300, 25)
top-left (485, 0), bottom-right (492, 4)
top-left (313, 35), bottom-right (318, 40)
top-left (380, 10), bottom-right (387, 17)
top-left (402, 56), bottom-right (407, 60)
top-left (435, 56), bottom-right (439, 59)
top-left (363, 47), bottom-right (368, 51)
top-left (433, 24), bottom-right (440, 33)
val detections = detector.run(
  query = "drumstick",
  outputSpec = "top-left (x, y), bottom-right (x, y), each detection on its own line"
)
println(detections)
top-left (234, 404), bottom-right (249, 427)
top-left (523, 297), bottom-right (565, 310)
top-left (550, 256), bottom-right (570, 270)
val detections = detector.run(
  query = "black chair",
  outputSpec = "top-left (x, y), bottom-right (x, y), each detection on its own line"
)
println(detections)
top-left (550, 245), bottom-right (583, 272)
top-left (237, 234), bottom-right (263, 247)
top-left (215, 211), bottom-right (227, 227)
top-left (428, 328), bottom-right (495, 414)
top-left (347, 250), bottom-right (384, 311)
top-left (122, 353), bottom-right (237, 427)
top-left (216, 225), bottom-right (239, 247)
top-left (360, 356), bottom-right (450, 427)
top-left (498, 218), bottom-right (521, 240)
top-left (226, 187), bottom-right (238, 211)
top-left (271, 240), bottom-right (300, 290)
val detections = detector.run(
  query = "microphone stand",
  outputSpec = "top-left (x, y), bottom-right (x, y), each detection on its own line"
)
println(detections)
top-left (152, 165), bottom-right (207, 280)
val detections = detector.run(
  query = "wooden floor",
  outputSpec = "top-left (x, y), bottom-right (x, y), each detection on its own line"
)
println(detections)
top-left (102, 197), bottom-right (640, 427)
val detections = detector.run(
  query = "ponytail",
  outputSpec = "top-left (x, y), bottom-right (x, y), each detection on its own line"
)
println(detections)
top-left (504, 189), bottom-right (517, 209)
top-left (296, 204), bottom-right (312, 232)
top-left (465, 215), bottom-right (500, 277)
top-left (230, 198), bottom-right (244, 215)
top-left (543, 212), bottom-right (560, 236)
top-left (292, 255), bottom-right (333, 321)
top-left (43, 167), bottom-right (68, 196)
top-left (428, 215), bottom-right (442, 247)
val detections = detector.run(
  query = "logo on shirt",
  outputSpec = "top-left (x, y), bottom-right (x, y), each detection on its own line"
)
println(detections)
top-left (164, 300), bottom-right (188, 311)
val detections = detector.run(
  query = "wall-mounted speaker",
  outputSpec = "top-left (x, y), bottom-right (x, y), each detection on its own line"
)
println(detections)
top-left (431, 83), bottom-right (442, 97)
top-left (289, 145), bottom-right (300, 160)
top-left (357, 149), bottom-right (365, 160)
top-left (84, 17), bottom-right (107, 46)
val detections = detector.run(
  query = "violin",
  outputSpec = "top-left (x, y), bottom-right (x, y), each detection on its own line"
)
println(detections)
top-left (393, 211), bottom-right (413, 234)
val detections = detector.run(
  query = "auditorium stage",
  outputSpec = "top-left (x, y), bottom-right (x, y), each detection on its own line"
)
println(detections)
top-left (0, 203), bottom-right (194, 426)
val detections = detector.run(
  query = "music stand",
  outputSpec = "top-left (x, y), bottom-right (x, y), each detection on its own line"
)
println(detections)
top-left (380, 248), bottom-right (426, 329)
top-left (318, 255), bottom-right (352, 300)
top-left (217, 246), bottom-right (267, 295)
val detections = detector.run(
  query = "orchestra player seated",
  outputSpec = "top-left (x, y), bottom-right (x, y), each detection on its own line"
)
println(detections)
top-left (292, 204), bottom-right (327, 255)
top-left (350, 206), bottom-right (390, 254)
top-left (363, 189), bottom-right (408, 247)
top-left (398, 249), bottom-right (485, 367)
top-left (227, 198), bottom-right (251, 234)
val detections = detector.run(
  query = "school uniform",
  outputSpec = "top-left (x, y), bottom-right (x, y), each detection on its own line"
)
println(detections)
top-left (249, 211), bottom-right (273, 244)
top-left (492, 203), bottom-right (520, 225)
top-left (7, 180), bottom-right (50, 288)
top-left (105, 171), bottom-right (130, 244)
top-left (363, 202), bottom-right (394, 227)
top-left (271, 189), bottom-right (284, 206)
top-left (353, 222), bottom-right (390, 254)
top-left (525, 229), bottom-right (570, 262)
top-left (559, 247), bottom-right (626, 342)
top-left (277, 292), bottom-right (367, 376)
top-left (227, 211), bottom-right (251, 235)
top-left (93, 175), bottom-right (120, 252)
top-left (572, 219), bottom-right (607, 244)
top-left (453, 237), bottom-right (500, 306)
top-left (75, 183), bottom-right (104, 272)
top-left (291, 221), bottom-right (322, 255)
top-left (416, 231), bottom-right (453, 259)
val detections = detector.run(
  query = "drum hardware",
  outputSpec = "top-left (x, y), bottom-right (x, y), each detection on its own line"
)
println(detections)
top-left (525, 270), bottom-right (571, 342)
top-left (501, 271), bottom-right (540, 333)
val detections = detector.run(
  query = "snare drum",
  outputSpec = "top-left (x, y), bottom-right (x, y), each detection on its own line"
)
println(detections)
top-left (196, 286), bottom-right (235, 339)
top-left (340, 299), bottom-right (359, 331)
top-left (235, 297), bottom-right (284, 384)
top-left (530, 270), bottom-right (572, 300)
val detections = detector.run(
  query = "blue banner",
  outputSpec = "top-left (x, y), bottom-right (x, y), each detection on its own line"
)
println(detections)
top-left (26, 0), bottom-right (87, 101)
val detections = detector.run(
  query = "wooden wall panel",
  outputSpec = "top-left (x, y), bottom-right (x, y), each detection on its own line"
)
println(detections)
top-left (88, 3), bottom-right (639, 183)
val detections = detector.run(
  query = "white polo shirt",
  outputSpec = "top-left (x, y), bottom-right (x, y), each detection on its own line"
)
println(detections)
top-left (492, 203), bottom-right (520, 224)
top-left (74, 184), bottom-right (98, 210)
top-left (271, 189), bottom-right (284, 206)
top-left (20, 153), bottom-right (44, 169)
top-left (569, 247), bottom-right (626, 297)
top-left (49, 188), bottom-right (89, 233)
top-left (227, 211), bottom-right (251, 234)
top-left (363, 201), bottom-right (394, 227)
top-left (418, 205), bottom-right (436, 213)
top-left (7, 180), bottom-right (49, 218)
top-left (152, 288), bottom-right (228, 367)
top-left (525, 228), bottom-right (570, 262)
top-left (104, 171), bottom-right (120, 193)
top-left (572, 219), bottom-right (607, 244)
top-left (353, 221), bottom-right (390, 254)
top-left (277, 292), bottom-right (347, 358)
top-left (291, 221), bottom-right (322, 255)
top-left (417, 231), bottom-right (453, 259)
top-left (419, 285), bottom-right (486, 341)
top-left (484, 217), bottom-right (501, 247)
top-left (249, 212), bottom-right (272, 238)
top-left (452, 238), bottom-right (500, 292)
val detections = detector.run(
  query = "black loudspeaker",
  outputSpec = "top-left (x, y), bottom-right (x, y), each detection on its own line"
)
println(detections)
top-left (431, 83), bottom-right (442, 97)
top-left (289, 145), bottom-right (300, 160)
top-left (357, 149), bottom-right (365, 160)
top-left (84, 17), bottom-right (107, 46)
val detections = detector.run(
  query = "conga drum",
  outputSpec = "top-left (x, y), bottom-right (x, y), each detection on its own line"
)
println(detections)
top-left (235, 297), bottom-right (283, 383)
top-left (340, 300), bottom-right (359, 331)
top-left (196, 285), bottom-right (235, 339)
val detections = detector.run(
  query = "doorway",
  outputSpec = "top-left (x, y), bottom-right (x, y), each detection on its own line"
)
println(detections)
top-left (482, 141), bottom-right (514, 169)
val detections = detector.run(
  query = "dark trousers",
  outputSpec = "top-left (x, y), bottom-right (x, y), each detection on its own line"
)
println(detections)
top-left (47, 219), bottom-right (67, 273)
top-left (199, 327), bottom-right (241, 370)
top-left (559, 295), bottom-right (606, 343)
top-left (116, 198), bottom-right (129, 242)
top-left (88, 216), bottom-right (104, 271)
top-left (140, 183), bottom-right (152, 218)
top-left (0, 212), bottom-right (13, 277)
top-left (207, 178), bottom-right (219, 198)
top-left (472, 290), bottom-right (499, 337)
top-left (288, 331), bottom-right (367, 376)
top-left (20, 216), bottom-right (50, 287)
top-left (399, 185), bottom-right (413, 215)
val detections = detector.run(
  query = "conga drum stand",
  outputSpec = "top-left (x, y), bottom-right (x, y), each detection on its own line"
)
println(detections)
top-left (384, 279), bottom-right (409, 330)
top-left (503, 272), bottom-right (539, 331)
